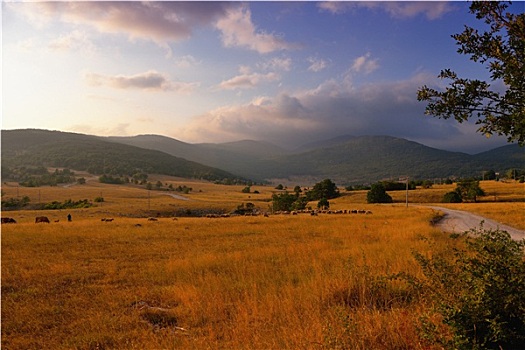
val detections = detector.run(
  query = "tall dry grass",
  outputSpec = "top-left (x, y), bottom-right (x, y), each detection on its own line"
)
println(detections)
top-left (2, 207), bottom-right (449, 349)
top-left (2, 179), bottom-right (522, 349)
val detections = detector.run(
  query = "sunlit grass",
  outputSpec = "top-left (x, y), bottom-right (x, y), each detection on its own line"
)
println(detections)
top-left (2, 179), bottom-right (522, 349)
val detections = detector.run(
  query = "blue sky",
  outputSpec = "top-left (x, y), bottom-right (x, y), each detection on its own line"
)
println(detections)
top-left (2, 1), bottom-right (521, 153)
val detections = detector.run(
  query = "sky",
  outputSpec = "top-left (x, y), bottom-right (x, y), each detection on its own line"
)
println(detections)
top-left (2, 1), bottom-right (522, 154)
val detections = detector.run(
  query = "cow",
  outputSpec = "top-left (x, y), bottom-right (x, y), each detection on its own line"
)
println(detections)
top-left (1, 217), bottom-right (17, 224)
top-left (35, 216), bottom-right (50, 223)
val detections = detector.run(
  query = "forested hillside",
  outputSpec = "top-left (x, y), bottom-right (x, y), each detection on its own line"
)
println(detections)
top-left (1, 129), bottom-right (245, 183)
top-left (2, 129), bottom-right (523, 185)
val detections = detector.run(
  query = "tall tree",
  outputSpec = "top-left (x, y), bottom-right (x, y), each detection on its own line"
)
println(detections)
top-left (418, 1), bottom-right (525, 145)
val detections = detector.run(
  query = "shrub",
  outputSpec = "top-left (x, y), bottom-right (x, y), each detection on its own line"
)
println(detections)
top-left (414, 227), bottom-right (525, 349)
top-left (442, 191), bottom-right (462, 203)
top-left (94, 197), bottom-right (104, 203)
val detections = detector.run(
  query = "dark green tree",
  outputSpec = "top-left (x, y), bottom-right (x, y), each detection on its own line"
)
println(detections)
top-left (271, 192), bottom-right (297, 212)
top-left (366, 183), bottom-right (393, 203)
top-left (317, 198), bottom-right (330, 209)
top-left (456, 179), bottom-right (485, 202)
top-left (417, 1), bottom-right (525, 145)
top-left (307, 179), bottom-right (339, 201)
top-left (443, 191), bottom-right (463, 203)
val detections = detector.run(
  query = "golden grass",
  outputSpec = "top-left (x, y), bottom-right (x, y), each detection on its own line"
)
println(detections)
top-left (2, 179), bottom-right (522, 349)
top-left (2, 207), bottom-right (447, 349)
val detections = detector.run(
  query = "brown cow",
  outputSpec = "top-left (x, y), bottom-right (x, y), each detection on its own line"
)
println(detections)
top-left (1, 217), bottom-right (17, 224)
top-left (35, 216), bottom-right (50, 223)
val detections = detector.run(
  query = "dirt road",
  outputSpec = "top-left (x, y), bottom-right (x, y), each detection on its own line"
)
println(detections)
top-left (428, 206), bottom-right (525, 241)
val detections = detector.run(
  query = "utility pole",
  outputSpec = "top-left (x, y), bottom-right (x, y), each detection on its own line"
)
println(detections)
top-left (399, 176), bottom-right (409, 208)
top-left (405, 176), bottom-right (409, 208)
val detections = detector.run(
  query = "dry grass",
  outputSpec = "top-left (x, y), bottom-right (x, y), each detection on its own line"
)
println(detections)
top-left (2, 179), bottom-right (522, 349)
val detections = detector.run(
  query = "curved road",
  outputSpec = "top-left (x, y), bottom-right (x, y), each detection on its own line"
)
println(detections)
top-left (427, 206), bottom-right (525, 241)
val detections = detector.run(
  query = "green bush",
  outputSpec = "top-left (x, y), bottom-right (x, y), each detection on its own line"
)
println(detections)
top-left (414, 227), bottom-right (525, 349)
top-left (442, 191), bottom-right (462, 203)
top-left (366, 183), bottom-right (393, 203)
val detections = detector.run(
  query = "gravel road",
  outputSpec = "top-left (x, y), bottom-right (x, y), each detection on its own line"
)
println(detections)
top-left (428, 206), bottom-right (525, 241)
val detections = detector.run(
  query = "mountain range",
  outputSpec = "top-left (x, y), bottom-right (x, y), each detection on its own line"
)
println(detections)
top-left (2, 129), bottom-right (523, 185)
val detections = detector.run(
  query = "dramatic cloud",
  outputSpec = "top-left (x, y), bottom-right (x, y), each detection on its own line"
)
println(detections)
top-left (181, 72), bottom-right (471, 148)
top-left (85, 71), bottom-right (198, 93)
top-left (216, 5), bottom-right (297, 53)
top-left (12, 2), bottom-right (234, 44)
top-left (318, 1), bottom-right (453, 20)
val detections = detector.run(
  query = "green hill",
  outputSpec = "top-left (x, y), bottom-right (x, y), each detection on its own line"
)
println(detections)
top-left (1, 129), bottom-right (245, 183)
top-left (3, 129), bottom-right (522, 185)
top-left (111, 133), bottom-right (523, 184)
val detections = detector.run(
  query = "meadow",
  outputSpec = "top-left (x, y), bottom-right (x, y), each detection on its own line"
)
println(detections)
top-left (2, 179), bottom-right (524, 349)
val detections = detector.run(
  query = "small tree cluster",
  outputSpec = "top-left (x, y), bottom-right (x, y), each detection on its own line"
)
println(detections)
top-left (443, 179), bottom-right (485, 203)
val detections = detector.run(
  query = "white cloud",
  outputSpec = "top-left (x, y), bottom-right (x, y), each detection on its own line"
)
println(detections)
top-left (307, 57), bottom-right (328, 72)
top-left (174, 55), bottom-right (202, 69)
top-left (350, 53), bottom-right (379, 74)
top-left (48, 30), bottom-right (96, 55)
top-left (216, 5), bottom-right (297, 54)
top-left (218, 71), bottom-right (280, 90)
top-left (84, 70), bottom-right (198, 93)
top-left (318, 1), bottom-right (453, 20)
top-left (259, 57), bottom-right (292, 72)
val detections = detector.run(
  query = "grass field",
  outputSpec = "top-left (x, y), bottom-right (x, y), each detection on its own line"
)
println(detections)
top-left (2, 179), bottom-right (523, 349)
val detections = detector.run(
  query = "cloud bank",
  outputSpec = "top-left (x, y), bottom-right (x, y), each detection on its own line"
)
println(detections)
top-left (178, 71), bottom-right (512, 153)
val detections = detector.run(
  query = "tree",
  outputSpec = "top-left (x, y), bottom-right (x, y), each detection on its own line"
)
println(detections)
top-left (317, 198), bottom-right (329, 210)
top-left (366, 183), bottom-right (393, 204)
top-left (456, 179), bottom-right (485, 202)
top-left (271, 192), bottom-right (297, 212)
top-left (417, 1), bottom-right (525, 145)
top-left (307, 179), bottom-right (340, 201)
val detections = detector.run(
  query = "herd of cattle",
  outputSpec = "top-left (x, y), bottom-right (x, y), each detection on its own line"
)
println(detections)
top-left (1, 209), bottom-right (372, 224)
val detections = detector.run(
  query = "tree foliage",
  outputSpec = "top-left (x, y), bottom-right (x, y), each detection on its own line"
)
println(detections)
top-left (455, 179), bottom-right (485, 202)
top-left (417, 1), bottom-right (525, 145)
top-left (366, 183), bottom-right (393, 203)
top-left (413, 227), bottom-right (525, 349)
top-left (306, 179), bottom-right (340, 201)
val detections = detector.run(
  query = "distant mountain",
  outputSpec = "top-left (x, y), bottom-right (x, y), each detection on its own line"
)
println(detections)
top-left (2, 129), bottom-right (523, 185)
top-left (108, 133), bottom-right (523, 184)
top-left (106, 135), bottom-right (288, 181)
top-left (2, 129), bottom-right (244, 183)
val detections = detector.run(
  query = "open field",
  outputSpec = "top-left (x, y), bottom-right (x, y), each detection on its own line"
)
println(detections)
top-left (2, 179), bottom-right (523, 349)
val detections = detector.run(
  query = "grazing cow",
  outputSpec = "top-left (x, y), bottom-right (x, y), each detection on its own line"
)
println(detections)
top-left (1, 217), bottom-right (17, 224)
top-left (35, 216), bottom-right (50, 223)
